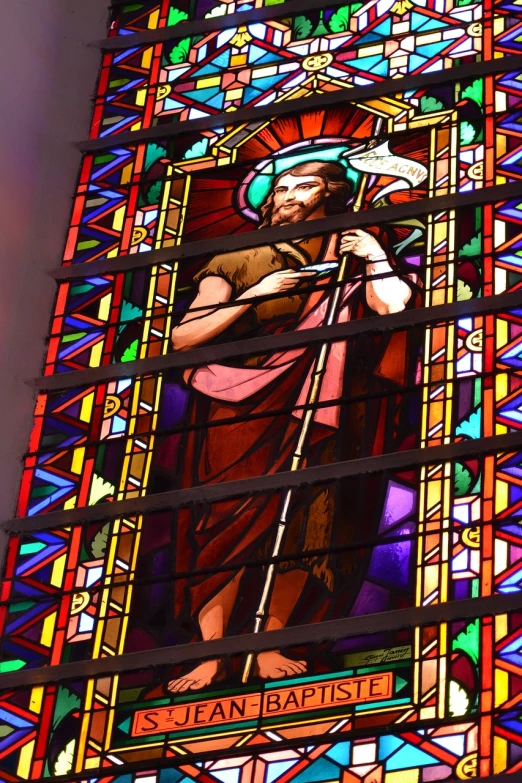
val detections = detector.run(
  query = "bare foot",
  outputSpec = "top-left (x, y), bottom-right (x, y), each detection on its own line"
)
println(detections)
top-left (255, 651), bottom-right (307, 680)
top-left (168, 659), bottom-right (224, 693)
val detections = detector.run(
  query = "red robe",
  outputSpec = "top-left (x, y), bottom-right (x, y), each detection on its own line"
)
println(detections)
top-left (169, 233), bottom-right (421, 622)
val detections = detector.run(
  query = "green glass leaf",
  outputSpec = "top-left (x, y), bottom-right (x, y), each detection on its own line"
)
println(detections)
top-left (167, 7), bottom-right (189, 26)
top-left (20, 542), bottom-right (46, 555)
top-left (77, 240), bottom-right (100, 250)
top-left (453, 619), bottom-right (480, 664)
top-left (121, 300), bottom-right (143, 322)
top-left (169, 37), bottom-right (191, 64)
top-left (144, 143), bottom-right (167, 171)
top-left (183, 138), bottom-right (210, 160)
top-left (53, 687), bottom-right (81, 730)
top-left (420, 95), bottom-right (444, 113)
top-left (462, 78), bottom-right (483, 107)
top-left (91, 522), bottom-right (110, 558)
top-left (454, 462), bottom-right (472, 496)
top-left (329, 6), bottom-right (350, 32)
top-left (61, 332), bottom-right (87, 344)
top-left (460, 120), bottom-right (476, 145)
top-left (121, 339), bottom-right (139, 363)
top-left (456, 408), bottom-right (481, 440)
top-left (293, 15), bottom-right (313, 39)
top-left (10, 601), bottom-right (34, 613)
top-left (459, 233), bottom-right (481, 257)
top-left (313, 11), bottom-right (330, 36)
top-left (146, 180), bottom-right (163, 205)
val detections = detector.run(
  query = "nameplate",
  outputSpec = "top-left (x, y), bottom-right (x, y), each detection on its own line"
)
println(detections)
top-left (131, 672), bottom-right (394, 737)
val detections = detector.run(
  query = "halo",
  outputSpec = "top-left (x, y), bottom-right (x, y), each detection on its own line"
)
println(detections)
top-left (236, 138), bottom-right (365, 222)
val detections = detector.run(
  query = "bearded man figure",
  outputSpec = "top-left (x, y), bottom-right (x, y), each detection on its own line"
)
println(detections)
top-left (167, 161), bottom-right (421, 692)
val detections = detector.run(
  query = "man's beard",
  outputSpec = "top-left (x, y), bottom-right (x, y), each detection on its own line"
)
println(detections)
top-left (269, 195), bottom-right (323, 226)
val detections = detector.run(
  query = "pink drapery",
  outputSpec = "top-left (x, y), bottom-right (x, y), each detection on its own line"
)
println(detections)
top-left (189, 280), bottom-right (363, 430)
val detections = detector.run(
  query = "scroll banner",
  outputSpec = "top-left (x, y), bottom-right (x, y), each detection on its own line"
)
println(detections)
top-left (345, 140), bottom-right (428, 189)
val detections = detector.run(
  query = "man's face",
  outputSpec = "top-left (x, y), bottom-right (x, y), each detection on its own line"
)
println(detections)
top-left (269, 174), bottom-right (329, 225)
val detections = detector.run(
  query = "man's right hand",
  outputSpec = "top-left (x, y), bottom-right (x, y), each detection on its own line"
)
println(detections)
top-left (244, 269), bottom-right (317, 300)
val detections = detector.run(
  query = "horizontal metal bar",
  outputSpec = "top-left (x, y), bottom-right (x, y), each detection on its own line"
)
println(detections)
top-left (9, 513), bottom-right (522, 611)
top-left (19, 368), bottom-right (447, 458)
top-left (78, 55), bottom-right (522, 152)
top-left (6, 429), bottom-right (522, 534)
top-left (3, 590), bottom-right (522, 688)
top-left (31, 284), bottom-right (522, 393)
top-left (103, 0), bottom-right (354, 49)
top-left (27, 361), bottom-right (495, 457)
top-left (52, 180), bottom-right (522, 281)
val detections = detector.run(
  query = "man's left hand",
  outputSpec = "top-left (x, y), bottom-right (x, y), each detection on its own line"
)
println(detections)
top-left (340, 229), bottom-right (386, 261)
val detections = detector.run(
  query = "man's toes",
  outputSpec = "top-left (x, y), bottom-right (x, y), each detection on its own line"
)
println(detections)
top-left (167, 679), bottom-right (181, 692)
top-left (178, 678), bottom-right (195, 692)
top-left (279, 661), bottom-right (306, 676)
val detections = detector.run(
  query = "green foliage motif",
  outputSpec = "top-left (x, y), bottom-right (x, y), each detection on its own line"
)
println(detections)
top-left (456, 408), bottom-right (481, 440)
top-left (167, 7), bottom-right (189, 25)
top-left (121, 339), bottom-right (139, 363)
top-left (183, 138), bottom-right (210, 160)
top-left (453, 619), bottom-right (480, 664)
top-left (462, 79), bottom-right (483, 107)
top-left (53, 687), bottom-right (81, 730)
top-left (454, 462), bottom-right (472, 496)
top-left (459, 233), bottom-right (481, 257)
top-left (144, 143), bottom-right (167, 171)
top-left (121, 300), bottom-right (143, 323)
top-left (328, 4), bottom-right (362, 32)
top-left (420, 95), bottom-right (444, 113)
top-left (145, 180), bottom-right (163, 205)
top-left (91, 521), bottom-right (111, 558)
top-left (293, 15), bottom-right (313, 38)
top-left (460, 120), bottom-right (476, 145)
top-left (169, 37), bottom-right (191, 64)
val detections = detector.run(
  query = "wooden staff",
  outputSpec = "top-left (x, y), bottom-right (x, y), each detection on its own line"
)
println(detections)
top-left (241, 120), bottom-right (383, 683)
top-left (241, 252), bottom-right (349, 683)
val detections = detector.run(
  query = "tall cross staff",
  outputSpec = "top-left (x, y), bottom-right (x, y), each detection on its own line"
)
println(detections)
top-left (241, 118), bottom-right (384, 683)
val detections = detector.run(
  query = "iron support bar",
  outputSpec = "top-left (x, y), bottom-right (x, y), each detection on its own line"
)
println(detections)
top-left (2, 590), bottom-right (522, 688)
top-left (31, 285), bottom-right (522, 392)
top-left (6, 430), bottom-right (522, 534)
top-left (51, 181), bottom-right (522, 280)
top-left (78, 54), bottom-right (522, 151)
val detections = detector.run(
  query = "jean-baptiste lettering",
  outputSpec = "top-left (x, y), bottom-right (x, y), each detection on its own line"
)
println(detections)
top-left (131, 672), bottom-right (394, 737)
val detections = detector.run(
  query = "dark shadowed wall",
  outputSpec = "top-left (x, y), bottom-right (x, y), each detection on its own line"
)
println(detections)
top-left (0, 1), bottom-right (108, 519)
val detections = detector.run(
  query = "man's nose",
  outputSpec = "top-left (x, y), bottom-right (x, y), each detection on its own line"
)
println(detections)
top-left (284, 188), bottom-right (297, 201)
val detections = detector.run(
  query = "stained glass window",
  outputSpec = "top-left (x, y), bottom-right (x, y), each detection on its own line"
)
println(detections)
top-left (109, 0), bottom-right (288, 38)
top-left (5, 0), bottom-right (522, 780)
